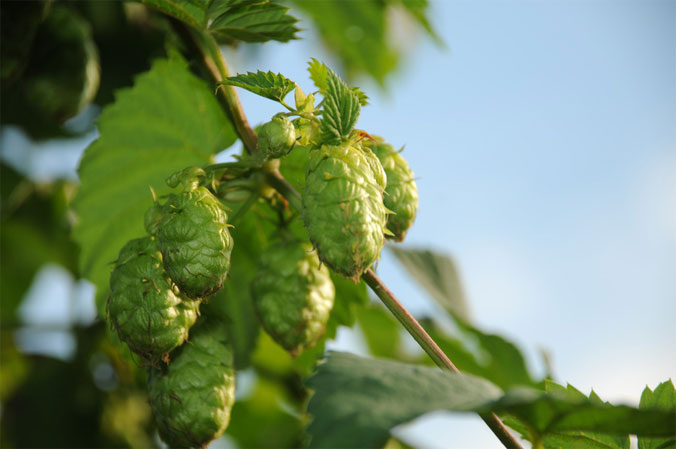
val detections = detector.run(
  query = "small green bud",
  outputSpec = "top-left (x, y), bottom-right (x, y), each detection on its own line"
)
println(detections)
top-left (108, 236), bottom-right (200, 363)
top-left (251, 241), bottom-right (335, 356)
top-left (292, 117), bottom-right (321, 147)
top-left (148, 317), bottom-right (235, 449)
top-left (257, 114), bottom-right (296, 159)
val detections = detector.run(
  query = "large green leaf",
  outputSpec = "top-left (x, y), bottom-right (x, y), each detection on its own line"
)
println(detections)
top-left (72, 55), bottom-right (236, 313)
top-left (639, 380), bottom-right (676, 449)
top-left (305, 353), bottom-right (676, 449)
top-left (305, 352), bottom-right (503, 448)
top-left (142, 0), bottom-right (299, 43)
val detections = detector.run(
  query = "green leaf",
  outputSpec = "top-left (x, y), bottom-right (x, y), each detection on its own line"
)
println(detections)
top-left (142, 0), bottom-right (299, 44)
top-left (305, 353), bottom-right (676, 449)
top-left (504, 382), bottom-right (631, 448)
top-left (494, 384), bottom-right (675, 443)
top-left (292, 0), bottom-right (397, 86)
top-left (72, 55), bottom-right (236, 313)
top-left (308, 58), bottom-right (328, 93)
top-left (305, 352), bottom-right (503, 448)
top-left (308, 59), bottom-right (368, 106)
top-left (357, 303), bottom-right (401, 359)
top-left (221, 70), bottom-right (295, 103)
top-left (389, 246), bottom-right (470, 321)
top-left (320, 67), bottom-right (361, 144)
top-left (392, 247), bottom-right (535, 389)
top-left (639, 380), bottom-right (676, 449)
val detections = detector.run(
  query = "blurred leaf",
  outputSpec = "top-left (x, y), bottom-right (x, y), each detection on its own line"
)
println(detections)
top-left (494, 381), bottom-right (675, 445)
top-left (0, 4), bottom-right (100, 139)
top-left (393, 0), bottom-right (443, 44)
top-left (204, 201), bottom-right (271, 369)
top-left (392, 247), bottom-right (535, 389)
top-left (227, 376), bottom-right (304, 448)
top-left (221, 70), bottom-right (296, 103)
top-left (142, 0), bottom-right (299, 43)
top-left (305, 351), bottom-right (503, 448)
top-left (320, 66), bottom-right (361, 144)
top-left (455, 320), bottom-right (535, 389)
top-left (416, 319), bottom-right (486, 376)
top-left (293, 0), bottom-right (397, 85)
top-left (305, 353), bottom-right (676, 449)
top-left (0, 0), bottom-right (50, 85)
top-left (357, 303), bottom-right (401, 359)
top-left (76, 1), bottom-right (170, 107)
top-left (504, 382), bottom-right (631, 448)
top-left (0, 165), bottom-right (80, 324)
top-left (0, 333), bottom-right (29, 402)
top-left (72, 55), bottom-right (236, 314)
top-left (389, 246), bottom-right (470, 322)
top-left (639, 380), bottom-right (676, 449)
top-left (0, 324), bottom-right (133, 448)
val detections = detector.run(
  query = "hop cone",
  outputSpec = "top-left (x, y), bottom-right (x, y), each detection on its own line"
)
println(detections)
top-left (251, 241), bottom-right (335, 356)
top-left (156, 186), bottom-right (233, 299)
top-left (303, 141), bottom-right (388, 280)
top-left (371, 142), bottom-right (418, 241)
top-left (108, 236), bottom-right (200, 363)
top-left (257, 114), bottom-right (296, 159)
top-left (147, 318), bottom-right (235, 449)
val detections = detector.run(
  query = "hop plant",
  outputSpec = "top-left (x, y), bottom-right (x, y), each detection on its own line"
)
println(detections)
top-left (257, 114), bottom-right (296, 159)
top-left (147, 317), bottom-right (235, 449)
top-left (369, 141), bottom-right (418, 242)
top-left (251, 241), bottom-right (335, 356)
top-left (108, 236), bottom-right (200, 363)
top-left (153, 168), bottom-right (234, 299)
top-left (303, 139), bottom-right (389, 281)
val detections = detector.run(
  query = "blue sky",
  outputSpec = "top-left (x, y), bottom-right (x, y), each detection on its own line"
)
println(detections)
top-left (3, 0), bottom-right (674, 447)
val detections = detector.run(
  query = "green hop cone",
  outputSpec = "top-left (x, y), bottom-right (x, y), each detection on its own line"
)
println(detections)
top-left (257, 114), bottom-right (296, 159)
top-left (251, 241), bottom-right (335, 356)
top-left (147, 317), bottom-right (235, 449)
top-left (108, 236), bottom-right (200, 363)
top-left (303, 141), bottom-right (388, 281)
top-left (371, 142), bottom-right (418, 241)
top-left (156, 185), bottom-right (233, 299)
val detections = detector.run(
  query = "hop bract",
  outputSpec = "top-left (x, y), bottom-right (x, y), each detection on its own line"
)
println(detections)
top-left (257, 114), bottom-right (296, 159)
top-left (147, 318), bottom-right (235, 449)
top-left (371, 142), bottom-right (418, 241)
top-left (155, 185), bottom-right (233, 299)
top-left (108, 236), bottom-right (200, 363)
top-left (303, 141), bottom-right (388, 281)
top-left (251, 241), bottom-right (335, 356)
